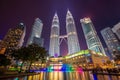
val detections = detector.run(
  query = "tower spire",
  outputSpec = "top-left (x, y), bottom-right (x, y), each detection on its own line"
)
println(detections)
top-left (53, 12), bottom-right (59, 21)
top-left (67, 8), bottom-right (69, 11)
top-left (49, 12), bottom-right (60, 57)
top-left (66, 9), bottom-right (72, 17)
top-left (66, 10), bottom-right (80, 54)
top-left (55, 12), bottom-right (57, 16)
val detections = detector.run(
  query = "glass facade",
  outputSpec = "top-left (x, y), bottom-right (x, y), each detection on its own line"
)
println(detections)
top-left (112, 22), bottom-right (120, 40)
top-left (101, 27), bottom-right (120, 56)
top-left (80, 18), bottom-right (105, 55)
top-left (27, 18), bottom-right (43, 45)
top-left (66, 10), bottom-right (80, 54)
top-left (33, 37), bottom-right (44, 47)
top-left (49, 13), bottom-right (60, 56)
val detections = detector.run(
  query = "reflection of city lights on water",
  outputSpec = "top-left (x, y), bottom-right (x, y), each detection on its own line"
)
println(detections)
top-left (14, 77), bottom-right (19, 80)
top-left (76, 67), bottom-right (83, 74)
top-left (30, 64), bottom-right (83, 73)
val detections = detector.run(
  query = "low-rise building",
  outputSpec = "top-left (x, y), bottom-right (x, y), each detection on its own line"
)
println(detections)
top-left (47, 50), bottom-right (109, 69)
top-left (63, 50), bottom-right (109, 68)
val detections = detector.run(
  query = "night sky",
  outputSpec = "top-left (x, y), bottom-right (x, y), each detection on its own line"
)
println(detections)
top-left (0, 0), bottom-right (120, 56)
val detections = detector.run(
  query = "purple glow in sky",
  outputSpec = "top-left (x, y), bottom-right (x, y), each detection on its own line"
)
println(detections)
top-left (0, 0), bottom-right (120, 55)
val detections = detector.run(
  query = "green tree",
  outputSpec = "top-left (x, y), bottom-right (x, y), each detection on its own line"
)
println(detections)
top-left (27, 44), bottom-right (47, 71)
top-left (0, 54), bottom-right (11, 67)
top-left (11, 47), bottom-right (29, 72)
top-left (39, 47), bottom-right (48, 68)
top-left (0, 54), bottom-right (11, 73)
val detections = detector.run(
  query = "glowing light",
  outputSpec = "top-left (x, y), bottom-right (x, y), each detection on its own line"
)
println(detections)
top-left (9, 67), bottom-right (20, 71)
top-left (35, 34), bottom-right (39, 37)
top-left (47, 65), bottom-right (53, 72)
top-left (78, 52), bottom-right (82, 55)
top-left (14, 77), bottom-right (19, 80)
top-left (91, 50), bottom-right (96, 54)
top-left (47, 57), bottom-right (49, 60)
top-left (82, 17), bottom-right (91, 23)
top-left (76, 67), bottom-right (83, 73)
top-left (50, 34), bottom-right (58, 38)
top-left (30, 64), bottom-right (83, 72)
top-left (93, 74), bottom-right (98, 80)
top-left (54, 53), bottom-right (58, 57)
top-left (85, 50), bottom-right (89, 54)
top-left (68, 32), bottom-right (76, 36)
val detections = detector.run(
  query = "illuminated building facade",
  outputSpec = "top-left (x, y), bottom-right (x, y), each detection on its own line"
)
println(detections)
top-left (47, 50), bottom-right (109, 69)
top-left (112, 22), bottom-right (120, 40)
top-left (18, 23), bottom-right (26, 47)
top-left (63, 50), bottom-right (109, 68)
top-left (49, 10), bottom-right (80, 56)
top-left (0, 40), bottom-right (4, 50)
top-left (3, 23), bottom-right (26, 54)
top-left (33, 37), bottom-right (44, 47)
top-left (80, 18), bottom-right (105, 55)
top-left (27, 18), bottom-right (43, 46)
top-left (0, 40), bottom-right (6, 54)
top-left (101, 27), bottom-right (120, 56)
top-left (66, 10), bottom-right (80, 54)
top-left (49, 13), bottom-right (60, 56)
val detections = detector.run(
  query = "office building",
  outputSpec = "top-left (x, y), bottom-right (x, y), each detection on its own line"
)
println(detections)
top-left (66, 10), bottom-right (80, 54)
top-left (49, 13), bottom-right (60, 57)
top-left (27, 18), bottom-right (43, 46)
top-left (80, 17), bottom-right (105, 55)
top-left (3, 23), bottom-right (26, 54)
top-left (101, 27), bottom-right (120, 57)
top-left (112, 22), bottom-right (120, 40)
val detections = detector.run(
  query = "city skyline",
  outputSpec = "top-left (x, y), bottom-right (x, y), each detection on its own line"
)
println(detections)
top-left (0, 0), bottom-right (120, 55)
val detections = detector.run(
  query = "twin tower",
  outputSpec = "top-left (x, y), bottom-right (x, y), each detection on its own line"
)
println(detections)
top-left (49, 10), bottom-right (80, 56)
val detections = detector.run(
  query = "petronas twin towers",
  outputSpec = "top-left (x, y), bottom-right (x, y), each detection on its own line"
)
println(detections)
top-left (49, 10), bottom-right (80, 56)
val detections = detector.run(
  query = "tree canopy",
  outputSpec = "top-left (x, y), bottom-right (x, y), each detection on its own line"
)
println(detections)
top-left (0, 54), bottom-right (11, 67)
top-left (11, 43), bottom-right (48, 71)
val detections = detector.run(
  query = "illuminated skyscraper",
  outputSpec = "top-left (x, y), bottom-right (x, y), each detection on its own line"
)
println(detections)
top-left (33, 37), bottom-right (44, 47)
top-left (80, 18), bottom-right (105, 55)
top-left (18, 23), bottom-right (26, 47)
top-left (2, 23), bottom-right (26, 54)
top-left (101, 27), bottom-right (120, 56)
top-left (112, 22), bottom-right (120, 40)
top-left (27, 18), bottom-right (43, 46)
top-left (66, 10), bottom-right (80, 54)
top-left (49, 13), bottom-right (60, 57)
top-left (4, 23), bottom-right (26, 48)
